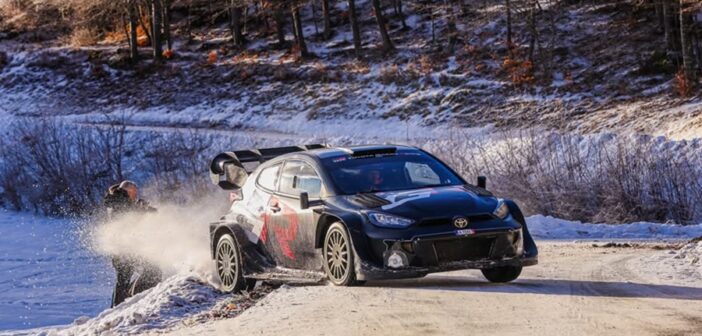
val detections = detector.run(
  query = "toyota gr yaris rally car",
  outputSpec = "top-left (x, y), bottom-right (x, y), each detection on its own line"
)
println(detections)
top-left (208, 144), bottom-right (538, 292)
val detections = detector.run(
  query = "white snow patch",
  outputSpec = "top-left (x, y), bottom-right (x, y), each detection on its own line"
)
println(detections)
top-left (528, 215), bottom-right (702, 240)
top-left (637, 240), bottom-right (702, 286)
top-left (18, 275), bottom-right (227, 336)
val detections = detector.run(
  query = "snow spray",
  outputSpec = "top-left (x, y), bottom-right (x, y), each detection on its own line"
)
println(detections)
top-left (87, 195), bottom-right (228, 285)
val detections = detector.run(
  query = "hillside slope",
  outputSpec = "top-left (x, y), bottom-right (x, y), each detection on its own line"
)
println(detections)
top-left (0, 2), bottom-right (700, 139)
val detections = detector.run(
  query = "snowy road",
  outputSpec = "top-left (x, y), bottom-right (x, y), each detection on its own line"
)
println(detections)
top-left (171, 242), bottom-right (702, 336)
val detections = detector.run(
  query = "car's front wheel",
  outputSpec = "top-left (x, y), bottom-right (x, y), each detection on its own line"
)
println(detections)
top-left (322, 222), bottom-right (358, 286)
top-left (216, 234), bottom-right (246, 293)
top-left (481, 265), bottom-right (522, 283)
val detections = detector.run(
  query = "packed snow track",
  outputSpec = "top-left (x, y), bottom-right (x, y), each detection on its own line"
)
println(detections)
top-left (171, 241), bottom-right (702, 336)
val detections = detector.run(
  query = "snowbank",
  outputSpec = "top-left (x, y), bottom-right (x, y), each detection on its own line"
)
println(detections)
top-left (22, 275), bottom-right (228, 336)
top-left (638, 239), bottom-right (702, 286)
top-left (527, 215), bottom-right (702, 240)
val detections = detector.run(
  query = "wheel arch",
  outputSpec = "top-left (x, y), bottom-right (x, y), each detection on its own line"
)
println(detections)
top-left (211, 222), bottom-right (273, 275)
top-left (211, 224), bottom-right (236, 260)
top-left (315, 213), bottom-right (344, 249)
top-left (504, 199), bottom-right (538, 259)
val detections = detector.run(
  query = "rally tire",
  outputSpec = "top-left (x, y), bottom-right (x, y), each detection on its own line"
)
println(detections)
top-left (216, 234), bottom-right (246, 293)
top-left (322, 222), bottom-right (358, 286)
top-left (481, 266), bottom-right (522, 283)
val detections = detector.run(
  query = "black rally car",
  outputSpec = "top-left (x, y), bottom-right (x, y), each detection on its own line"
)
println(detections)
top-left (208, 144), bottom-right (538, 292)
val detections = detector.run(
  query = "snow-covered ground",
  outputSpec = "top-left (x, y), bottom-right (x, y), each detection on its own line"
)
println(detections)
top-left (2, 208), bottom-right (701, 335)
top-left (0, 211), bottom-right (112, 330)
top-left (527, 215), bottom-right (702, 240)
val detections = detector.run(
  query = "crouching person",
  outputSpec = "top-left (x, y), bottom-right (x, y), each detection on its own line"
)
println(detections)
top-left (104, 180), bottom-right (161, 307)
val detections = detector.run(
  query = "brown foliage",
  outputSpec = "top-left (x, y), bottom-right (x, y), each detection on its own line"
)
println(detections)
top-left (502, 57), bottom-right (535, 86)
top-left (675, 69), bottom-right (692, 97)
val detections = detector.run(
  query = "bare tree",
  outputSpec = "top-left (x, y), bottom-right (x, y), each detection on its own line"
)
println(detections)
top-left (663, 0), bottom-right (674, 49)
top-left (162, 0), bottom-right (172, 50)
top-left (371, 0), bottom-right (394, 52)
top-left (680, 0), bottom-right (696, 81)
top-left (151, 0), bottom-right (163, 62)
top-left (127, 0), bottom-right (139, 62)
top-left (321, 0), bottom-right (332, 40)
top-left (348, 0), bottom-right (362, 57)
top-left (505, 0), bottom-right (513, 55)
top-left (393, 0), bottom-right (407, 29)
top-left (274, 4), bottom-right (287, 48)
top-left (445, 0), bottom-right (457, 52)
top-left (230, 0), bottom-right (245, 47)
top-left (291, 3), bottom-right (309, 57)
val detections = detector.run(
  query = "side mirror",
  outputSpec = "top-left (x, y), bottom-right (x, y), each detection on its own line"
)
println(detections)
top-left (300, 192), bottom-right (310, 210)
top-left (477, 176), bottom-right (487, 189)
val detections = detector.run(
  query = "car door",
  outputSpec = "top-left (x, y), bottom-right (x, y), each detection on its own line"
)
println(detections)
top-left (266, 160), bottom-right (324, 270)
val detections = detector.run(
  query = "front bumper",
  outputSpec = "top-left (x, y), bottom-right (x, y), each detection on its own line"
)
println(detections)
top-left (357, 255), bottom-right (538, 281)
top-left (353, 220), bottom-right (538, 281)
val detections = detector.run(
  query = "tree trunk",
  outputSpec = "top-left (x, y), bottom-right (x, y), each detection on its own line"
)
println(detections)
top-left (322, 0), bottom-right (332, 40)
top-left (311, 2), bottom-right (319, 36)
top-left (275, 6), bottom-right (287, 48)
top-left (506, 0), bottom-right (512, 54)
top-left (655, 0), bottom-right (663, 30)
top-left (128, 0), bottom-right (139, 63)
top-left (152, 0), bottom-right (163, 63)
top-left (291, 12), bottom-right (299, 43)
top-left (292, 5), bottom-right (309, 57)
top-left (230, 1), bottom-right (245, 47)
top-left (348, 0), bottom-right (362, 57)
top-left (680, 0), bottom-right (695, 80)
top-left (122, 12), bottom-right (130, 49)
top-left (431, 5), bottom-right (436, 44)
top-left (446, 0), bottom-right (457, 52)
top-left (186, 2), bottom-right (193, 42)
top-left (663, 1), bottom-right (673, 50)
top-left (527, 0), bottom-right (536, 62)
top-left (138, 2), bottom-right (152, 45)
top-left (371, 0), bottom-right (394, 52)
top-left (396, 0), bottom-right (407, 29)
top-left (693, 32), bottom-right (702, 74)
top-left (162, 0), bottom-right (172, 51)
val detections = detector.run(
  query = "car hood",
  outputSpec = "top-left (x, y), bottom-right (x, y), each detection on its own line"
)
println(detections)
top-left (344, 185), bottom-right (499, 220)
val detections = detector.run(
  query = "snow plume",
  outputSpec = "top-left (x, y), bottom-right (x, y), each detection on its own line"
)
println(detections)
top-left (87, 195), bottom-right (228, 285)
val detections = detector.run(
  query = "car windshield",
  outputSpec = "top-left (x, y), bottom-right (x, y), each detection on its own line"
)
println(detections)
top-left (321, 152), bottom-right (464, 194)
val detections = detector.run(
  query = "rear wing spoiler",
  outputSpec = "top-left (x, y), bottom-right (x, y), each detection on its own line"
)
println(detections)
top-left (209, 144), bottom-right (328, 190)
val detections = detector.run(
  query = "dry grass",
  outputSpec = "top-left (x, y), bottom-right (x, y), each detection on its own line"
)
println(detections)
top-left (69, 27), bottom-right (98, 47)
top-left (429, 131), bottom-right (702, 224)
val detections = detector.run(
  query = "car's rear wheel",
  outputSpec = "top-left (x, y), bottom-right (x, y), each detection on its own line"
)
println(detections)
top-left (323, 222), bottom-right (358, 286)
top-left (216, 234), bottom-right (246, 293)
top-left (481, 265), bottom-right (522, 283)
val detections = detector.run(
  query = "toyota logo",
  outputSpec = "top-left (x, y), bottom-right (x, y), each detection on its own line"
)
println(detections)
top-left (453, 217), bottom-right (469, 228)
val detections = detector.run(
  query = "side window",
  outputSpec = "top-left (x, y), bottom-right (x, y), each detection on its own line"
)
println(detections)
top-left (257, 164), bottom-right (281, 191)
top-left (405, 162), bottom-right (440, 186)
top-left (279, 161), bottom-right (322, 198)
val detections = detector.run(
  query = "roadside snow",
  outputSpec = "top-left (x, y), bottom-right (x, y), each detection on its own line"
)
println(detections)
top-left (634, 240), bottom-right (702, 286)
top-left (17, 275), bottom-right (228, 336)
top-left (6, 212), bottom-right (702, 335)
top-left (527, 215), bottom-right (702, 240)
top-left (0, 211), bottom-right (111, 330)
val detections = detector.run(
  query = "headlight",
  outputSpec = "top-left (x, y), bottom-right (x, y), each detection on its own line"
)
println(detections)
top-left (366, 212), bottom-right (415, 228)
top-left (493, 200), bottom-right (510, 219)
